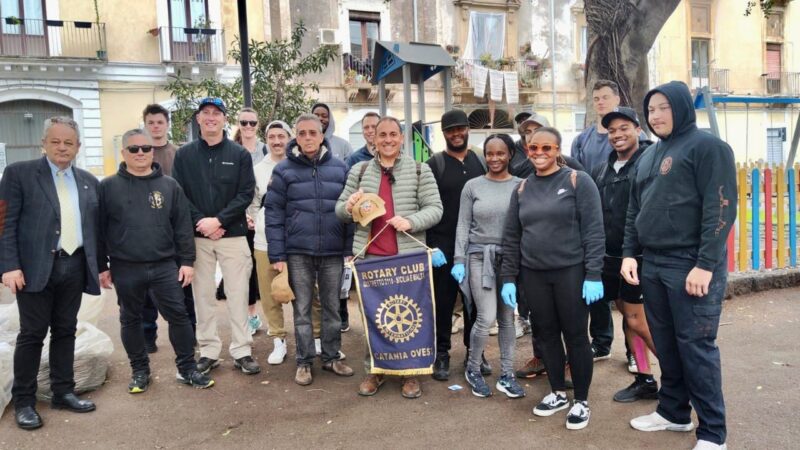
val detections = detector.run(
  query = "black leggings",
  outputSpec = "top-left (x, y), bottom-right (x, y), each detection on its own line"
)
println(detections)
top-left (521, 264), bottom-right (592, 401)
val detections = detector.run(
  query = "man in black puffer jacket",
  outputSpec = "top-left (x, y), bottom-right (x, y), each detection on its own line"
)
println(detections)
top-left (266, 114), bottom-right (355, 386)
top-left (98, 129), bottom-right (213, 393)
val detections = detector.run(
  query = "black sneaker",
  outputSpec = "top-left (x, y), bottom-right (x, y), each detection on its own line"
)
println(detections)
top-left (533, 392), bottom-right (570, 417)
top-left (432, 353), bottom-right (450, 381)
top-left (592, 346), bottom-right (611, 361)
top-left (613, 378), bottom-right (658, 403)
top-left (128, 372), bottom-right (150, 394)
top-left (566, 400), bottom-right (591, 430)
top-left (465, 369), bottom-right (492, 397)
top-left (480, 353), bottom-right (492, 376)
top-left (234, 356), bottom-right (261, 375)
top-left (340, 321), bottom-right (350, 333)
top-left (197, 357), bottom-right (220, 375)
top-left (176, 370), bottom-right (215, 389)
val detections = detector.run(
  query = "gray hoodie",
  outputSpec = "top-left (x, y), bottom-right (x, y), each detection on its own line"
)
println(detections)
top-left (312, 102), bottom-right (353, 161)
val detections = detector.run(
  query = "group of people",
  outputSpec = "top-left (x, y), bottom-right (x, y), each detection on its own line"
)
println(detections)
top-left (0, 79), bottom-right (735, 450)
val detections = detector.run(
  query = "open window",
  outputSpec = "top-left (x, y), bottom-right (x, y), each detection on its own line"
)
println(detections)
top-left (462, 11), bottom-right (505, 62)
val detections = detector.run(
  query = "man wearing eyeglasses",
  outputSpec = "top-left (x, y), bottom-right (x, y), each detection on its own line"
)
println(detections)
top-left (172, 97), bottom-right (260, 376)
top-left (97, 129), bottom-right (214, 393)
top-left (265, 113), bottom-right (355, 386)
top-left (1, 116), bottom-right (101, 430)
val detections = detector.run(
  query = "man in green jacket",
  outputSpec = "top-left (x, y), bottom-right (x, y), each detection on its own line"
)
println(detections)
top-left (336, 116), bottom-right (443, 399)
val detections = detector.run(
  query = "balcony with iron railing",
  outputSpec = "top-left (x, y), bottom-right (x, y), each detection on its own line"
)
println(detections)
top-left (762, 72), bottom-right (800, 96)
top-left (343, 54), bottom-right (373, 86)
top-left (690, 67), bottom-right (730, 93)
top-left (157, 26), bottom-right (225, 64)
top-left (0, 18), bottom-right (106, 60)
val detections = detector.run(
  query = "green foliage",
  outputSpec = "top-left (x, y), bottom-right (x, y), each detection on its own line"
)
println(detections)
top-left (745, 0), bottom-right (794, 16)
top-left (165, 21), bottom-right (336, 143)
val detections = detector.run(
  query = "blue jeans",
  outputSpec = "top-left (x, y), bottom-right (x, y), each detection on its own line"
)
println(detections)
top-left (287, 255), bottom-right (343, 366)
top-left (642, 248), bottom-right (727, 445)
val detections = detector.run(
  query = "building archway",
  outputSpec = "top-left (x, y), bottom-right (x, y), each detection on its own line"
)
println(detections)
top-left (0, 99), bottom-right (73, 170)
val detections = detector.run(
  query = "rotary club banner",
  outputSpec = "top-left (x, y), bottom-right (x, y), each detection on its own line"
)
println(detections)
top-left (351, 250), bottom-right (436, 375)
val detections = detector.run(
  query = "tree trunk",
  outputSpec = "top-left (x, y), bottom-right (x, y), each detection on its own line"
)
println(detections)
top-left (583, 0), bottom-right (681, 128)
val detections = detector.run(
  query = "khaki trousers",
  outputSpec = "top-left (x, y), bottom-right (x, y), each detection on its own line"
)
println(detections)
top-left (193, 237), bottom-right (253, 360)
top-left (254, 249), bottom-right (321, 339)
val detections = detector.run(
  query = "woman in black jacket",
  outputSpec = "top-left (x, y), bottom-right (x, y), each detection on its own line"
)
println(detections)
top-left (500, 127), bottom-right (605, 430)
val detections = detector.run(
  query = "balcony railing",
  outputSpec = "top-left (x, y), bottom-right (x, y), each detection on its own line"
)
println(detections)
top-left (343, 54), bottom-right (372, 85)
top-left (157, 26), bottom-right (225, 64)
top-left (454, 58), bottom-right (543, 91)
top-left (762, 72), bottom-right (800, 96)
top-left (0, 18), bottom-right (106, 59)
top-left (690, 67), bottom-right (730, 93)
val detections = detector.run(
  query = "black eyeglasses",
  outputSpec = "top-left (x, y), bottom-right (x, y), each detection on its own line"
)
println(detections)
top-left (126, 145), bottom-right (153, 153)
top-left (239, 120), bottom-right (258, 127)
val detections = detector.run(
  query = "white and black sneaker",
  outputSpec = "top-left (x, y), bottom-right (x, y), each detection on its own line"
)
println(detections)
top-left (566, 400), bottom-right (591, 430)
top-left (532, 392), bottom-right (569, 417)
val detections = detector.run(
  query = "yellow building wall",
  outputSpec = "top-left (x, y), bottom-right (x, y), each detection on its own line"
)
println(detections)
top-left (784, 4), bottom-right (799, 73)
top-left (713, 5), bottom-right (766, 94)
top-left (654, 2), bottom-right (690, 85)
top-left (59, 0), bottom-right (161, 63)
top-left (98, 83), bottom-right (173, 176)
top-left (697, 107), bottom-right (800, 163)
top-left (221, 1), bottom-right (266, 64)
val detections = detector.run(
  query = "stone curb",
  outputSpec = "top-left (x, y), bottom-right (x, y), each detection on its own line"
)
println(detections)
top-left (726, 268), bottom-right (800, 298)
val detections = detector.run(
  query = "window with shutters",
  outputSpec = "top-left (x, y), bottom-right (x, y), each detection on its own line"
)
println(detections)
top-left (766, 128), bottom-right (785, 164)
top-left (765, 43), bottom-right (782, 94)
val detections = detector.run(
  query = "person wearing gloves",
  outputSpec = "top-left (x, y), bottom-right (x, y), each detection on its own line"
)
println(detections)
top-left (98, 129), bottom-right (214, 394)
top-left (265, 114), bottom-right (355, 386)
top-left (500, 127), bottom-right (605, 430)
top-left (336, 116), bottom-right (444, 399)
top-left (621, 81), bottom-right (736, 450)
top-left (451, 134), bottom-right (524, 399)
top-left (312, 102), bottom-right (353, 161)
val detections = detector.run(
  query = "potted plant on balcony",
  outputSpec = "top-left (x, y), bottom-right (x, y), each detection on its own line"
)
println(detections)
top-left (93, 0), bottom-right (106, 59)
top-left (4, 16), bottom-right (22, 25)
top-left (192, 16), bottom-right (212, 62)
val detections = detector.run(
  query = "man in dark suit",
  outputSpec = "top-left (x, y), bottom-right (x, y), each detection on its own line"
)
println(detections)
top-left (0, 116), bottom-right (101, 430)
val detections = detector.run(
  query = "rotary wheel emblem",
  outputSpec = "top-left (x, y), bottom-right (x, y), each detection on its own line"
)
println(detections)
top-left (374, 294), bottom-right (423, 343)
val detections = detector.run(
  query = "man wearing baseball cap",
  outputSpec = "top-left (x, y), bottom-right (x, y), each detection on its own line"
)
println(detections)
top-left (172, 97), bottom-right (261, 376)
top-left (591, 107), bottom-right (659, 403)
top-left (426, 109), bottom-right (488, 381)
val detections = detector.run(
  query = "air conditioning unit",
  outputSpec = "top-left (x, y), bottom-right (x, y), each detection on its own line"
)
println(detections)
top-left (319, 28), bottom-right (338, 46)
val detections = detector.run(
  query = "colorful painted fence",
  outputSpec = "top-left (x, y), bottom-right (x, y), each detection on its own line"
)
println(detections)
top-left (730, 163), bottom-right (800, 272)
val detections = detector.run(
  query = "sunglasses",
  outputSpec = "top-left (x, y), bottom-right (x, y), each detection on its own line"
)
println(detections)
top-left (126, 145), bottom-right (153, 153)
top-left (239, 120), bottom-right (258, 127)
top-left (527, 144), bottom-right (559, 153)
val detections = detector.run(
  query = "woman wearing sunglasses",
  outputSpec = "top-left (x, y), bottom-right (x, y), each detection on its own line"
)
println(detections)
top-left (232, 107), bottom-right (267, 334)
top-left (500, 127), bottom-right (605, 430)
top-left (451, 134), bottom-right (525, 399)
top-left (234, 107), bottom-right (268, 166)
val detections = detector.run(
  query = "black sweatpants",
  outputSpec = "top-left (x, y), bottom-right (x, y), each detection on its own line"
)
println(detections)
top-left (521, 263), bottom-right (593, 401)
top-left (432, 251), bottom-right (471, 354)
top-left (113, 259), bottom-right (197, 375)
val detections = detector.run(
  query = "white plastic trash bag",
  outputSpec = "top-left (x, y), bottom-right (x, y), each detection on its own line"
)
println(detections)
top-left (77, 292), bottom-right (107, 326)
top-left (0, 342), bottom-right (13, 420)
top-left (36, 322), bottom-right (113, 401)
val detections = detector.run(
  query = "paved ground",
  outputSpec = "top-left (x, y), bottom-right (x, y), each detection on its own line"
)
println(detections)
top-left (1, 287), bottom-right (798, 449)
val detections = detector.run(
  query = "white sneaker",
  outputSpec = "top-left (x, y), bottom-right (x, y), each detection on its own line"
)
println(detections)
top-left (315, 338), bottom-right (321, 356)
top-left (533, 392), bottom-right (570, 417)
top-left (693, 440), bottom-right (727, 450)
top-left (514, 316), bottom-right (526, 339)
top-left (566, 400), bottom-right (591, 430)
top-left (267, 338), bottom-right (287, 365)
top-left (630, 411), bottom-right (695, 432)
top-left (627, 353), bottom-right (639, 373)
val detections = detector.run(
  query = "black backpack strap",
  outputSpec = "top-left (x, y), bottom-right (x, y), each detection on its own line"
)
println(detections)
top-left (357, 161), bottom-right (369, 185)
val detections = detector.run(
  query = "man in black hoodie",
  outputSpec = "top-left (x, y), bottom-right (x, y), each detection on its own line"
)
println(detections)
top-left (622, 82), bottom-right (736, 450)
top-left (98, 129), bottom-right (213, 393)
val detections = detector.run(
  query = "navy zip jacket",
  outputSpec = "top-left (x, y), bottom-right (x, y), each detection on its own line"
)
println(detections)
top-left (622, 81), bottom-right (737, 270)
top-left (265, 139), bottom-right (354, 263)
top-left (98, 162), bottom-right (195, 267)
top-left (172, 133), bottom-right (255, 238)
top-left (591, 140), bottom-right (651, 257)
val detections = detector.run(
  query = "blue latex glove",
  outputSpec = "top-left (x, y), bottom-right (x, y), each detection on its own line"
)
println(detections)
top-left (431, 249), bottom-right (447, 268)
top-left (501, 283), bottom-right (517, 308)
top-left (450, 263), bottom-right (465, 283)
top-left (582, 280), bottom-right (604, 305)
